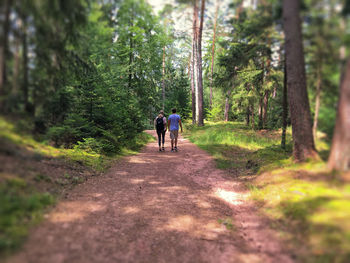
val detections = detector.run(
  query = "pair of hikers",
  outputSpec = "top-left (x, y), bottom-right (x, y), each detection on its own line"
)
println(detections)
top-left (154, 108), bottom-right (183, 152)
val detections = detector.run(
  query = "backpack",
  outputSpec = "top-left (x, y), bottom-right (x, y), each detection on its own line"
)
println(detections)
top-left (156, 116), bottom-right (164, 130)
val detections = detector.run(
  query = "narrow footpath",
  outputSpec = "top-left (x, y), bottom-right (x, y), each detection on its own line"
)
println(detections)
top-left (8, 131), bottom-right (294, 263)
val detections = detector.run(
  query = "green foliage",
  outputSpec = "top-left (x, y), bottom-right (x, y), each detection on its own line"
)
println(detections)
top-left (164, 67), bottom-right (191, 119)
top-left (209, 3), bottom-right (281, 129)
top-left (74, 138), bottom-right (101, 153)
top-left (2, 0), bottom-right (177, 155)
top-left (0, 177), bottom-right (55, 254)
top-left (303, 0), bottom-right (341, 139)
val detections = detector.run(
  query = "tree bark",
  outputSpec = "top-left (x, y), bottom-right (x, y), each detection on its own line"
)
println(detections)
top-left (262, 90), bottom-right (269, 128)
top-left (191, 0), bottom-right (198, 124)
top-left (258, 97), bottom-right (263, 129)
top-left (209, 1), bottom-right (219, 109)
top-left (162, 46), bottom-right (165, 110)
top-left (0, 0), bottom-right (12, 110)
top-left (245, 85), bottom-right (251, 127)
top-left (328, 59), bottom-right (350, 171)
top-left (312, 65), bottom-right (322, 144)
top-left (196, 0), bottom-right (205, 126)
top-left (13, 27), bottom-right (21, 96)
top-left (22, 15), bottom-right (30, 113)
top-left (246, 107), bottom-right (250, 126)
top-left (235, 0), bottom-right (244, 20)
top-left (262, 44), bottom-right (271, 129)
top-left (224, 89), bottom-right (231, 122)
top-left (283, 0), bottom-right (318, 161)
top-left (339, 18), bottom-right (346, 81)
top-left (251, 103), bottom-right (255, 129)
top-left (191, 39), bottom-right (196, 124)
top-left (281, 57), bottom-right (288, 149)
top-left (128, 3), bottom-right (134, 89)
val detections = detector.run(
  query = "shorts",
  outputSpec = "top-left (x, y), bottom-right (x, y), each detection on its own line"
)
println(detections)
top-left (170, 130), bottom-right (178, 140)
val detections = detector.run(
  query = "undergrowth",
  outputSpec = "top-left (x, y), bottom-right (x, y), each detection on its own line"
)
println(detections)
top-left (186, 121), bottom-right (350, 263)
top-left (0, 177), bottom-right (55, 254)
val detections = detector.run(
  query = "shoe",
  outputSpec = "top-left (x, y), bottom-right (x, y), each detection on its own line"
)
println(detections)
top-left (159, 148), bottom-right (162, 152)
top-left (162, 147), bottom-right (165, 151)
top-left (174, 147), bottom-right (178, 152)
top-left (171, 148), bottom-right (174, 152)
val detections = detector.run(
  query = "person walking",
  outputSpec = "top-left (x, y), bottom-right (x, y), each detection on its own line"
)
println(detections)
top-left (167, 108), bottom-right (183, 152)
top-left (154, 110), bottom-right (167, 152)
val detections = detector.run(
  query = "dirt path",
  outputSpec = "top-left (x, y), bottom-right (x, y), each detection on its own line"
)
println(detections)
top-left (7, 131), bottom-right (294, 263)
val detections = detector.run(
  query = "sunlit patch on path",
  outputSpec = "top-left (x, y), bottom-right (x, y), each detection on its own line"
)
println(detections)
top-left (49, 201), bottom-right (106, 223)
top-left (213, 188), bottom-right (244, 206)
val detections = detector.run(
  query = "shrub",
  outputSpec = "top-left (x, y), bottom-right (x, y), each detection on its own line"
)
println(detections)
top-left (74, 138), bottom-right (102, 153)
top-left (46, 126), bottom-right (77, 147)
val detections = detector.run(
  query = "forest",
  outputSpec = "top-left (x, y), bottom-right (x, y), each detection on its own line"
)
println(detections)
top-left (1, 0), bottom-right (350, 262)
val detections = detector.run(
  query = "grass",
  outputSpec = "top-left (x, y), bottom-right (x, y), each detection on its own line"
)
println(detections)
top-left (0, 116), bottom-right (154, 257)
top-left (0, 177), bottom-right (55, 255)
top-left (186, 121), bottom-right (350, 263)
top-left (185, 121), bottom-right (293, 172)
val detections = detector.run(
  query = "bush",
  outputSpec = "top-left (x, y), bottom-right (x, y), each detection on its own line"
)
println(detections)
top-left (46, 114), bottom-right (96, 148)
top-left (207, 106), bottom-right (224, 122)
top-left (74, 138), bottom-right (102, 153)
top-left (46, 126), bottom-right (77, 147)
top-left (99, 130), bottom-right (120, 154)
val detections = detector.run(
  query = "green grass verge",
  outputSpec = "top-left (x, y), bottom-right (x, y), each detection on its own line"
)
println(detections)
top-left (0, 177), bottom-right (55, 255)
top-left (186, 121), bottom-right (350, 263)
top-left (0, 116), bottom-right (154, 256)
top-left (185, 121), bottom-right (294, 172)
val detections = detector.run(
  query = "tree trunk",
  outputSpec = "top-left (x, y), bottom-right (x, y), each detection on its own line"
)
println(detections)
top-left (191, 39), bottom-right (196, 124)
top-left (258, 97), bottom-right (263, 129)
top-left (339, 18), bottom-right (346, 81)
top-left (0, 0), bottom-right (12, 110)
top-left (22, 15), bottom-right (30, 113)
top-left (262, 42), bottom-right (271, 129)
top-left (209, 1), bottom-right (219, 109)
top-left (196, 0), bottom-right (205, 126)
top-left (191, 1), bottom-right (198, 125)
top-left (224, 89), bottom-right (231, 122)
top-left (328, 59), bottom-right (350, 171)
top-left (128, 4), bottom-right (134, 89)
top-left (283, 0), bottom-right (318, 161)
top-left (312, 65), bottom-right (322, 144)
top-left (262, 90), bottom-right (269, 129)
top-left (162, 46), bottom-right (165, 110)
top-left (13, 27), bottom-right (21, 96)
top-left (187, 53), bottom-right (191, 79)
top-left (281, 57), bottom-right (288, 149)
top-left (251, 103), bottom-right (255, 129)
top-left (236, 0), bottom-right (244, 19)
top-left (246, 107), bottom-right (250, 126)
